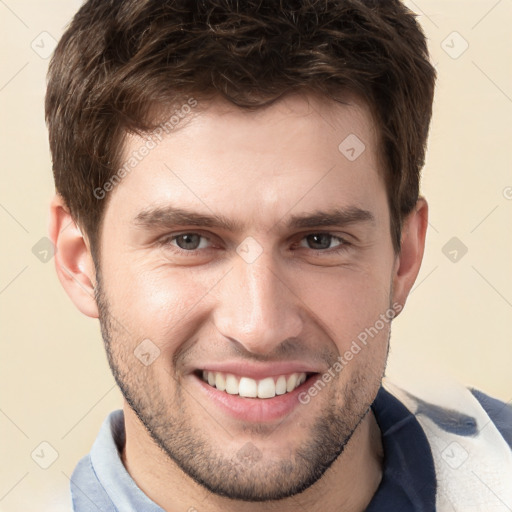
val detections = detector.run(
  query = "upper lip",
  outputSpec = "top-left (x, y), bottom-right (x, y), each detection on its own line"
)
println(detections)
top-left (194, 361), bottom-right (322, 380)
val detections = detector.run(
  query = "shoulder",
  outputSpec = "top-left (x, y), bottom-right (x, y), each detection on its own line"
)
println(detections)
top-left (470, 388), bottom-right (512, 448)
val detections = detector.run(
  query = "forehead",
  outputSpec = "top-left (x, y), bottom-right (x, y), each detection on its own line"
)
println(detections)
top-left (107, 92), bottom-right (385, 230)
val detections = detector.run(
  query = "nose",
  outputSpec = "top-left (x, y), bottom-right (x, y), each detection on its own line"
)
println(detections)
top-left (213, 250), bottom-right (304, 356)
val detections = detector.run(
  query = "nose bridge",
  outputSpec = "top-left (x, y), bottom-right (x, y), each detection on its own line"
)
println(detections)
top-left (214, 251), bottom-right (303, 354)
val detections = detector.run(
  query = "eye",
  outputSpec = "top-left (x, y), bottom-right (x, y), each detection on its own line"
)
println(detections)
top-left (168, 233), bottom-right (211, 251)
top-left (299, 233), bottom-right (344, 250)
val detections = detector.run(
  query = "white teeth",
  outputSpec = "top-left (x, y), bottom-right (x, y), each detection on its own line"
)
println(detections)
top-left (286, 374), bottom-right (298, 392)
top-left (215, 372), bottom-right (226, 391)
top-left (258, 377), bottom-right (276, 399)
top-left (201, 371), bottom-right (308, 399)
top-left (275, 375), bottom-right (287, 395)
top-left (239, 377), bottom-right (258, 398)
top-left (225, 374), bottom-right (239, 395)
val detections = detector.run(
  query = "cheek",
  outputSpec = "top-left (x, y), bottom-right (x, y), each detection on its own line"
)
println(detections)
top-left (102, 245), bottom-right (393, 364)
top-left (104, 262), bottom-right (216, 352)
top-left (296, 263), bottom-right (393, 345)
top-left (295, 264), bottom-right (392, 384)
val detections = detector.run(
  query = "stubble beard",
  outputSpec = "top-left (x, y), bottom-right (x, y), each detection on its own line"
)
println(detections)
top-left (95, 277), bottom-right (386, 501)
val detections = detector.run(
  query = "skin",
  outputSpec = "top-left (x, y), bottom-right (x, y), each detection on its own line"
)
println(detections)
top-left (50, 92), bottom-right (428, 512)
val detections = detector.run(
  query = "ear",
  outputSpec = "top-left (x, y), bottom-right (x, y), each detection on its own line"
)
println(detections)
top-left (49, 195), bottom-right (99, 318)
top-left (391, 197), bottom-right (428, 313)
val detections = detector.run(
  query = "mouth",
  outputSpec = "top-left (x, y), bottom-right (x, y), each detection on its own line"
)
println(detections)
top-left (192, 368), bottom-right (321, 423)
top-left (196, 370), bottom-right (315, 399)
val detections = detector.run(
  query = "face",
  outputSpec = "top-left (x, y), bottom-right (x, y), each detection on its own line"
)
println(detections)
top-left (95, 93), bottom-right (397, 500)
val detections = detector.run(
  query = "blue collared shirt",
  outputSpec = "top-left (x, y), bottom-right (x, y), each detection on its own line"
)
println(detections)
top-left (70, 387), bottom-right (512, 511)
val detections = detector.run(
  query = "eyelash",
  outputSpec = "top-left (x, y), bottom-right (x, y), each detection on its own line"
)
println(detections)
top-left (158, 231), bottom-right (351, 256)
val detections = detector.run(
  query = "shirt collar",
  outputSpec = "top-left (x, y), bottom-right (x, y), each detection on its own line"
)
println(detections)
top-left (88, 409), bottom-right (164, 511)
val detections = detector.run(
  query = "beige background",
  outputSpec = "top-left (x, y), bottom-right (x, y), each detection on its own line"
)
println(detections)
top-left (1, 1), bottom-right (511, 510)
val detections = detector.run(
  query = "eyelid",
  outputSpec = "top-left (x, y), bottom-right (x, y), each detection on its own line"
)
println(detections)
top-left (299, 232), bottom-right (339, 245)
top-left (177, 233), bottom-right (210, 250)
top-left (158, 231), bottom-right (217, 250)
top-left (297, 232), bottom-right (351, 251)
top-left (157, 229), bottom-right (354, 254)
top-left (296, 229), bottom-right (353, 243)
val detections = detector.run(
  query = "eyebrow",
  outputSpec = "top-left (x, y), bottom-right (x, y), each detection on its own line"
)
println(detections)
top-left (285, 207), bottom-right (374, 229)
top-left (134, 205), bottom-right (375, 232)
top-left (134, 207), bottom-right (243, 231)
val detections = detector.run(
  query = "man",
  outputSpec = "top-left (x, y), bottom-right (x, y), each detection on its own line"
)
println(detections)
top-left (45, 0), bottom-right (512, 510)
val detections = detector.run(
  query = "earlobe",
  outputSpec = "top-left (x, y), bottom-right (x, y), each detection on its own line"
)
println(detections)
top-left (49, 195), bottom-right (99, 318)
top-left (392, 198), bottom-right (428, 312)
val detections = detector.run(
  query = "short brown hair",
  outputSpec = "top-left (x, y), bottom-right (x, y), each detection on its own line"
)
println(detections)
top-left (46, 0), bottom-right (436, 255)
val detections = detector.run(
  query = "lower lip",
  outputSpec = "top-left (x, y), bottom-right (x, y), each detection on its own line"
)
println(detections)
top-left (193, 374), bottom-right (319, 423)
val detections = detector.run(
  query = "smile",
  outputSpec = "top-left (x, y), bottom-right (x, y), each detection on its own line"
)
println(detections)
top-left (200, 371), bottom-right (309, 399)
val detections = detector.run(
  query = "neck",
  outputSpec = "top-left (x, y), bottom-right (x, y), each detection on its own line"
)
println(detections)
top-left (122, 406), bottom-right (384, 512)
